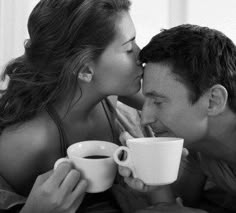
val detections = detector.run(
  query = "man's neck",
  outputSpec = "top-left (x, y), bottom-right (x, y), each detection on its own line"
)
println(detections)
top-left (189, 109), bottom-right (236, 165)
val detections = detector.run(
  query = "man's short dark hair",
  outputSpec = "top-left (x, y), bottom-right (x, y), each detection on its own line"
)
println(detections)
top-left (140, 24), bottom-right (236, 113)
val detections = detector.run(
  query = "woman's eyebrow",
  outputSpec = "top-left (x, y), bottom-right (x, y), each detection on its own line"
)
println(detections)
top-left (122, 36), bottom-right (135, 46)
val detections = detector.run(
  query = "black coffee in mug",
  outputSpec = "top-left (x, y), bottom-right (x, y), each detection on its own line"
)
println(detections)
top-left (84, 155), bottom-right (110, 159)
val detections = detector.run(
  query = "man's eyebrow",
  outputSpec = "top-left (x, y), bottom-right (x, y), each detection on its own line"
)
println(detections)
top-left (144, 91), bottom-right (166, 98)
top-left (122, 36), bottom-right (135, 46)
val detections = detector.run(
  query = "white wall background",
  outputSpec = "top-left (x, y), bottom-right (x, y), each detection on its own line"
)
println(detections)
top-left (186, 0), bottom-right (236, 42)
top-left (1, 0), bottom-right (236, 70)
top-left (0, 0), bottom-right (38, 70)
top-left (131, 0), bottom-right (236, 48)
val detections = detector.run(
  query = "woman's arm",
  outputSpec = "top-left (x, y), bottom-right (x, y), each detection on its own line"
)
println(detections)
top-left (0, 116), bottom-right (61, 196)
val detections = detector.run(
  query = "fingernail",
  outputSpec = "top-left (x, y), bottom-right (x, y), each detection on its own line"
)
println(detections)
top-left (136, 179), bottom-right (143, 189)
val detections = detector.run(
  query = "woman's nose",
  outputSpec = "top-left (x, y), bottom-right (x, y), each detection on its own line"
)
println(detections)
top-left (134, 43), bottom-right (140, 57)
top-left (136, 59), bottom-right (142, 67)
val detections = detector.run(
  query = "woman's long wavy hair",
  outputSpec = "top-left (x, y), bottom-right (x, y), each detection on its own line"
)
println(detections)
top-left (0, 0), bottom-right (130, 133)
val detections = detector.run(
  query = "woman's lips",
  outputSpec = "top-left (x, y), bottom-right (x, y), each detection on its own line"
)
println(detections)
top-left (136, 73), bottom-right (143, 79)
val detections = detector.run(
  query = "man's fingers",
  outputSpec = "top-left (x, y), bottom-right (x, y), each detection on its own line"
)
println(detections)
top-left (119, 131), bottom-right (133, 145)
top-left (182, 148), bottom-right (189, 158)
top-left (118, 166), bottom-right (132, 177)
top-left (124, 177), bottom-right (145, 191)
top-left (176, 197), bottom-right (184, 207)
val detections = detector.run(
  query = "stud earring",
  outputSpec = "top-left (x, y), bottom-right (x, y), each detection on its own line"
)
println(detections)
top-left (78, 73), bottom-right (92, 82)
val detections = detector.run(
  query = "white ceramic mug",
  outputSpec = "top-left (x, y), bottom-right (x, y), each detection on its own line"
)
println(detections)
top-left (54, 140), bottom-right (119, 193)
top-left (113, 137), bottom-right (184, 185)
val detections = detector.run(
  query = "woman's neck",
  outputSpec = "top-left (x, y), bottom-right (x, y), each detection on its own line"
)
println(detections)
top-left (54, 84), bottom-right (106, 122)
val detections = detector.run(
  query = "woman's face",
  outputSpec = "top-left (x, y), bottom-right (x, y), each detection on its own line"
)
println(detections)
top-left (92, 11), bottom-right (143, 96)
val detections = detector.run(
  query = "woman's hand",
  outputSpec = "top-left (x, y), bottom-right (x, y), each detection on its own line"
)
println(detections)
top-left (21, 162), bottom-right (88, 213)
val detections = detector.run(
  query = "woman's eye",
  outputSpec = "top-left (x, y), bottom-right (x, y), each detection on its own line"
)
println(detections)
top-left (127, 49), bottom-right (133, 53)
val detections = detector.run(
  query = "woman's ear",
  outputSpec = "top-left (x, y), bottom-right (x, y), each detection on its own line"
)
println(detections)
top-left (78, 64), bottom-right (94, 83)
top-left (207, 84), bottom-right (228, 116)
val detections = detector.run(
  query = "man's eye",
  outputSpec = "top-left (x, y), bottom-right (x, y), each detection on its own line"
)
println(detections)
top-left (154, 101), bottom-right (162, 106)
top-left (127, 49), bottom-right (133, 53)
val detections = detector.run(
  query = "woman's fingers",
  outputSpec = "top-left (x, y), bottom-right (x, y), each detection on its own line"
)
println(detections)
top-left (71, 185), bottom-right (87, 211)
top-left (47, 162), bottom-right (73, 188)
top-left (70, 179), bottom-right (88, 207)
top-left (61, 178), bottom-right (88, 211)
top-left (60, 169), bottom-right (82, 194)
top-left (34, 170), bottom-right (53, 185)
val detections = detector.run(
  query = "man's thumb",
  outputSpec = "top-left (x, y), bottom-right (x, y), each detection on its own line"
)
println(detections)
top-left (119, 131), bottom-right (133, 145)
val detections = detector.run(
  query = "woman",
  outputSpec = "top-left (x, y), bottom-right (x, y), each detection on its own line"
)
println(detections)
top-left (0, 0), bottom-right (145, 212)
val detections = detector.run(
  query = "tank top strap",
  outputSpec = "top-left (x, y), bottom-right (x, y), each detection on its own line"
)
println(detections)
top-left (46, 105), bottom-right (67, 157)
top-left (102, 98), bottom-right (120, 145)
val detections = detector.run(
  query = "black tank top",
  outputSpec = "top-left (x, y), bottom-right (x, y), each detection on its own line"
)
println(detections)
top-left (46, 104), bottom-right (67, 157)
top-left (46, 99), bottom-right (122, 213)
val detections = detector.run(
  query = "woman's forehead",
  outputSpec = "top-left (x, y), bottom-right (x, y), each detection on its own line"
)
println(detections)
top-left (113, 11), bottom-right (136, 45)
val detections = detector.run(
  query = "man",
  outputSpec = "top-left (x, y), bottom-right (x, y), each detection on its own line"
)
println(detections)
top-left (119, 24), bottom-right (236, 213)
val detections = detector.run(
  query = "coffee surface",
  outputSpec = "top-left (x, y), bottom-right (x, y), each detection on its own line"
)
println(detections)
top-left (84, 155), bottom-right (109, 159)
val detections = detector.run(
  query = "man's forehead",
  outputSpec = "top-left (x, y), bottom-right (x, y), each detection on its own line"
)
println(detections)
top-left (143, 63), bottom-right (170, 89)
top-left (142, 62), bottom-right (183, 96)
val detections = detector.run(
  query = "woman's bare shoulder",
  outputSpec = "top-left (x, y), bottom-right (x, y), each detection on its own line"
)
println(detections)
top-left (0, 111), bottom-right (60, 155)
top-left (0, 111), bottom-right (61, 194)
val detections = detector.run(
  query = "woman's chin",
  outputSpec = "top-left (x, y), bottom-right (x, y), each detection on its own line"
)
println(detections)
top-left (127, 83), bottom-right (141, 95)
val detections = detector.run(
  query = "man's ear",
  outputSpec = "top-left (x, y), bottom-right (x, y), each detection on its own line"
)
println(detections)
top-left (207, 84), bottom-right (228, 116)
top-left (78, 64), bottom-right (94, 83)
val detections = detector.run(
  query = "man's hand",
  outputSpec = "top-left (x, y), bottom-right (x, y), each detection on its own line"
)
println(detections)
top-left (118, 131), bottom-right (189, 192)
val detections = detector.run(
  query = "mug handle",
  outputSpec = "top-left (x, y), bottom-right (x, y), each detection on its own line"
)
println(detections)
top-left (54, 157), bottom-right (72, 170)
top-left (113, 146), bottom-right (137, 178)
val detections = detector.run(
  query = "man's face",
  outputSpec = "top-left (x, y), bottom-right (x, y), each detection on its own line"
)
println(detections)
top-left (141, 62), bottom-right (208, 148)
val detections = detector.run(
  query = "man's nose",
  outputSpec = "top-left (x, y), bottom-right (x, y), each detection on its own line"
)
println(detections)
top-left (141, 104), bottom-right (156, 126)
